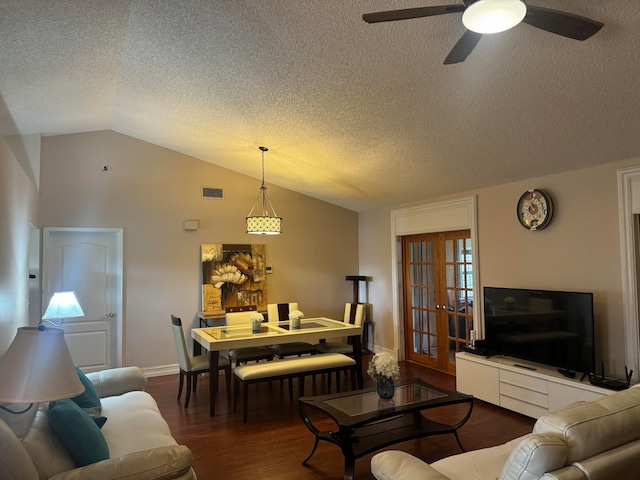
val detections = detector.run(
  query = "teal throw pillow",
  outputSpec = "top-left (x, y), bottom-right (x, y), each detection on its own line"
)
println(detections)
top-left (90, 415), bottom-right (108, 429)
top-left (49, 399), bottom-right (109, 466)
top-left (72, 367), bottom-right (102, 412)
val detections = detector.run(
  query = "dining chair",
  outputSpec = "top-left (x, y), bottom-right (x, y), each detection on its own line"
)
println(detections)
top-left (170, 314), bottom-right (231, 408)
top-left (267, 302), bottom-right (317, 358)
top-left (225, 305), bottom-right (274, 366)
top-left (315, 303), bottom-right (365, 355)
top-left (314, 303), bottom-right (365, 389)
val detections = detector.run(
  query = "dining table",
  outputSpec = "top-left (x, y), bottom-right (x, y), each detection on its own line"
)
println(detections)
top-left (192, 317), bottom-right (364, 416)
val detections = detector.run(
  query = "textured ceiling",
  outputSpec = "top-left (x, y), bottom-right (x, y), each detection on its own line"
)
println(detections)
top-left (1, 1), bottom-right (639, 212)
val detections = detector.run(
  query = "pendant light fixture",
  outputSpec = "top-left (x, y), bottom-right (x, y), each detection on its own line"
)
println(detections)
top-left (462, 0), bottom-right (527, 34)
top-left (246, 146), bottom-right (282, 235)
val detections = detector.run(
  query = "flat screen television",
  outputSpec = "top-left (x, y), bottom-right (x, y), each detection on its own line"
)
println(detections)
top-left (483, 287), bottom-right (595, 375)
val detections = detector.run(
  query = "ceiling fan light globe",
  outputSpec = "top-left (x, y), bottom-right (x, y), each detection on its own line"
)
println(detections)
top-left (462, 0), bottom-right (526, 34)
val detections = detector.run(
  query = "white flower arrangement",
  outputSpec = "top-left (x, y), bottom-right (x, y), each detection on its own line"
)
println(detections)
top-left (289, 310), bottom-right (304, 320)
top-left (250, 312), bottom-right (264, 322)
top-left (367, 352), bottom-right (400, 381)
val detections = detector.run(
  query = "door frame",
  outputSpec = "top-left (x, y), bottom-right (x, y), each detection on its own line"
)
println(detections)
top-left (42, 226), bottom-right (124, 367)
top-left (391, 196), bottom-right (479, 361)
top-left (617, 166), bottom-right (640, 382)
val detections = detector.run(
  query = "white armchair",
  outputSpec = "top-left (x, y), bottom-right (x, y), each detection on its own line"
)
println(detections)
top-left (372, 384), bottom-right (640, 480)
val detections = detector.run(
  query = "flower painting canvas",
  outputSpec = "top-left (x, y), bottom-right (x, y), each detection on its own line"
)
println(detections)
top-left (201, 243), bottom-right (268, 313)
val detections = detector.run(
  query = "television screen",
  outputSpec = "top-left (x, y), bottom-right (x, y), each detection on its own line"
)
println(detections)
top-left (483, 287), bottom-right (595, 374)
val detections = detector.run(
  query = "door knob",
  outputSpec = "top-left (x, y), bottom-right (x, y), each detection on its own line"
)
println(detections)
top-left (108, 312), bottom-right (117, 317)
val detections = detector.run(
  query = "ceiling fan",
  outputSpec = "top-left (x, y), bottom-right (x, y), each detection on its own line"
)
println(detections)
top-left (362, 0), bottom-right (603, 64)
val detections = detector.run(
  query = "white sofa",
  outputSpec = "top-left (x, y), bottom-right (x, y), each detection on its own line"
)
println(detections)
top-left (0, 367), bottom-right (196, 480)
top-left (371, 383), bottom-right (640, 480)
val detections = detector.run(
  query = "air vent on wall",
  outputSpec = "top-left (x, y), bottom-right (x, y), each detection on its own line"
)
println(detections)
top-left (202, 186), bottom-right (223, 199)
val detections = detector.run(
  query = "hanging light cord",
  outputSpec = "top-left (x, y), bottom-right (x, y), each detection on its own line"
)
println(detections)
top-left (247, 146), bottom-right (279, 218)
top-left (0, 403), bottom-right (34, 414)
top-left (38, 318), bottom-right (64, 330)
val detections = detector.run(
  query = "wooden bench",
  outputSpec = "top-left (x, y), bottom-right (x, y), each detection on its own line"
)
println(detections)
top-left (233, 353), bottom-right (356, 423)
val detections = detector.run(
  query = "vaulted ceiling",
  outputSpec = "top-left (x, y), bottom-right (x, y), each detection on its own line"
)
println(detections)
top-left (1, 1), bottom-right (639, 212)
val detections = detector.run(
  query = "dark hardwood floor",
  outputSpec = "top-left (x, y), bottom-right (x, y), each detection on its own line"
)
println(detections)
top-left (145, 356), bottom-right (534, 480)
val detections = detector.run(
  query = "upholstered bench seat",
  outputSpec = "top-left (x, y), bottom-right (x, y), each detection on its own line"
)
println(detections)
top-left (233, 353), bottom-right (356, 422)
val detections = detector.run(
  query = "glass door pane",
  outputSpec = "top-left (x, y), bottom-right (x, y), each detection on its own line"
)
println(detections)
top-left (403, 230), bottom-right (472, 374)
top-left (403, 235), bottom-right (439, 367)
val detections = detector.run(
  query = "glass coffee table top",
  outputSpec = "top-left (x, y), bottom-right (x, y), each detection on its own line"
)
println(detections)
top-left (324, 383), bottom-right (447, 417)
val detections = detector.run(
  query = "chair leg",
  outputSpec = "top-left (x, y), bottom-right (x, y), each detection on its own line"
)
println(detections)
top-left (177, 370), bottom-right (185, 401)
top-left (288, 377), bottom-right (294, 402)
top-left (350, 367), bottom-right (356, 390)
top-left (184, 374), bottom-right (192, 408)
top-left (336, 371), bottom-right (341, 393)
top-left (224, 365), bottom-right (231, 401)
top-left (243, 382), bottom-right (249, 423)
top-left (233, 377), bottom-right (239, 412)
top-left (193, 373), bottom-right (198, 391)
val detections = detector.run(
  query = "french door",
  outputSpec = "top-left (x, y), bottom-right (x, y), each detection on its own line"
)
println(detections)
top-left (402, 230), bottom-right (474, 374)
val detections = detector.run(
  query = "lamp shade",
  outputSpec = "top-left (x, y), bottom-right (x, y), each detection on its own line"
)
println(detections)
top-left (462, 0), bottom-right (526, 34)
top-left (42, 291), bottom-right (85, 320)
top-left (0, 327), bottom-right (84, 403)
top-left (246, 215), bottom-right (283, 235)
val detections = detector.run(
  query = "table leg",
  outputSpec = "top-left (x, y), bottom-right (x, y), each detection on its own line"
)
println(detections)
top-left (209, 350), bottom-right (219, 416)
top-left (301, 436), bottom-right (320, 465)
top-left (351, 334), bottom-right (364, 389)
top-left (343, 458), bottom-right (355, 480)
top-left (338, 426), bottom-right (357, 480)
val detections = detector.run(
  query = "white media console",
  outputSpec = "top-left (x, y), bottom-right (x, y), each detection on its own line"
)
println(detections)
top-left (455, 351), bottom-right (612, 418)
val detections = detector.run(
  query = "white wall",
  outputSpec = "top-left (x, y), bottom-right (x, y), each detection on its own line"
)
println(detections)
top-left (0, 137), bottom-right (40, 353)
top-left (360, 158), bottom-right (640, 378)
top-left (9, 127), bottom-right (636, 378)
top-left (39, 131), bottom-right (359, 368)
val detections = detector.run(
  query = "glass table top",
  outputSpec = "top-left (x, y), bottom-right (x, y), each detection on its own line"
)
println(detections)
top-left (324, 383), bottom-right (448, 417)
top-left (279, 321), bottom-right (329, 330)
top-left (201, 317), bottom-right (351, 341)
top-left (203, 324), bottom-right (281, 339)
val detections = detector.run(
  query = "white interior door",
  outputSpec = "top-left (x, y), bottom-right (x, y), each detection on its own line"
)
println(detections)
top-left (43, 228), bottom-right (123, 372)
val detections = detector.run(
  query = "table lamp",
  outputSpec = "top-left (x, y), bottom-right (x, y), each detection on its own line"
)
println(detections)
top-left (40, 291), bottom-right (85, 329)
top-left (0, 291), bottom-right (86, 418)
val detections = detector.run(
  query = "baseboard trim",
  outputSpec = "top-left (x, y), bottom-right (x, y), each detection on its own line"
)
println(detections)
top-left (141, 364), bottom-right (227, 378)
top-left (142, 364), bottom-right (179, 378)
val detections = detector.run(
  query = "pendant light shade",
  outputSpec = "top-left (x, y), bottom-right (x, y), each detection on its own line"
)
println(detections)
top-left (462, 0), bottom-right (527, 34)
top-left (246, 146), bottom-right (282, 235)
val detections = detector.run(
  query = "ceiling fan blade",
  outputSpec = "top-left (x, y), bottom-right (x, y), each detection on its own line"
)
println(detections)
top-left (523, 5), bottom-right (603, 41)
top-left (362, 5), bottom-right (464, 24)
top-left (444, 30), bottom-right (482, 64)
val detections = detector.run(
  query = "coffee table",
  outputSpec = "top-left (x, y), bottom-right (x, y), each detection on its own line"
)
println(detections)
top-left (298, 377), bottom-right (473, 480)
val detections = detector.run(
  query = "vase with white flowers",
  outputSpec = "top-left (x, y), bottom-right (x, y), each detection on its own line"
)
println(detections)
top-left (367, 352), bottom-right (400, 399)
top-left (250, 312), bottom-right (263, 334)
top-left (289, 309), bottom-right (304, 329)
